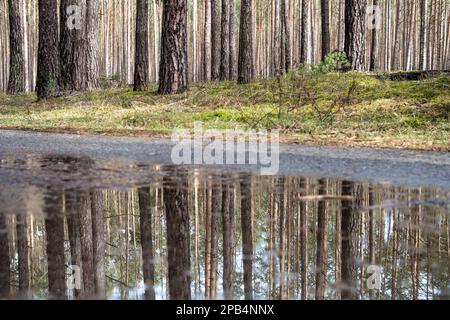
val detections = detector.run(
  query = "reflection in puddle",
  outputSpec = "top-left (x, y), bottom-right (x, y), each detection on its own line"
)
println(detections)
top-left (0, 156), bottom-right (449, 300)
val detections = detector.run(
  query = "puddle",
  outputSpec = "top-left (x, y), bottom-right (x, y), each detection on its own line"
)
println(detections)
top-left (0, 154), bottom-right (449, 300)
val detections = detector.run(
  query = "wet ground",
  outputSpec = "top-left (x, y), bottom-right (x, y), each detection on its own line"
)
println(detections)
top-left (0, 130), bottom-right (449, 300)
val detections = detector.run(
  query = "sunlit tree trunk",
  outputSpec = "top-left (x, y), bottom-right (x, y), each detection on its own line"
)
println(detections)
top-left (7, 0), bottom-right (25, 94)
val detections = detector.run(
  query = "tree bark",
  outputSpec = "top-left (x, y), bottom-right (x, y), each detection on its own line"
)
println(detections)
top-left (158, 0), bottom-right (188, 94)
top-left (238, 0), bottom-right (254, 83)
top-left (220, 0), bottom-right (230, 80)
top-left (369, 0), bottom-right (378, 71)
top-left (134, 0), bottom-right (149, 91)
top-left (85, 0), bottom-right (100, 89)
top-left (321, 0), bottom-right (330, 60)
top-left (7, 0), bottom-right (25, 94)
top-left (36, 0), bottom-right (61, 99)
top-left (300, 0), bottom-right (308, 63)
top-left (228, 0), bottom-right (237, 79)
top-left (419, 0), bottom-right (426, 70)
top-left (344, 0), bottom-right (367, 70)
top-left (211, 0), bottom-right (221, 80)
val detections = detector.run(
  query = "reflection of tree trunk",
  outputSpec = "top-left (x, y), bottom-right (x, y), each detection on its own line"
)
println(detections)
top-left (240, 176), bottom-right (253, 300)
top-left (210, 186), bottom-right (220, 299)
top-left (0, 214), bottom-right (11, 298)
top-left (299, 179), bottom-right (307, 300)
top-left (205, 180), bottom-right (212, 298)
top-left (279, 177), bottom-right (286, 299)
top-left (45, 193), bottom-right (66, 299)
top-left (222, 181), bottom-right (234, 299)
top-left (392, 209), bottom-right (398, 300)
top-left (340, 181), bottom-right (359, 300)
top-left (368, 187), bottom-right (375, 300)
top-left (91, 191), bottom-right (106, 297)
top-left (66, 193), bottom-right (83, 297)
top-left (16, 213), bottom-right (30, 296)
top-left (138, 187), bottom-right (155, 300)
top-left (164, 174), bottom-right (191, 300)
top-left (78, 192), bottom-right (95, 298)
top-left (411, 197), bottom-right (420, 300)
top-left (315, 179), bottom-right (328, 300)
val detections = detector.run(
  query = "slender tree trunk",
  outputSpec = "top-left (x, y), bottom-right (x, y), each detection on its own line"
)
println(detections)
top-left (281, 0), bottom-right (291, 72)
top-left (228, 0), bottom-right (237, 79)
top-left (300, 0), bottom-right (308, 63)
top-left (204, 0), bottom-right (212, 81)
top-left (7, 0), bottom-right (25, 94)
top-left (238, 0), bottom-right (253, 83)
top-left (211, 0), bottom-right (221, 80)
top-left (86, 0), bottom-right (99, 89)
top-left (369, 0), bottom-right (378, 71)
top-left (36, 0), bottom-right (61, 99)
top-left (220, 0), bottom-right (230, 80)
top-left (419, 0), bottom-right (426, 70)
top-left (134, 0), bottom-right (149, 91)
top-left (158, 0), bottom-right (188, 94)
top-left (321, 0), bottom-right (330, 60)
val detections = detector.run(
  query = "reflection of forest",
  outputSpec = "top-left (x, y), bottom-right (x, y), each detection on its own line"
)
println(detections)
top-left (0, 172), bottom-right (448, 300)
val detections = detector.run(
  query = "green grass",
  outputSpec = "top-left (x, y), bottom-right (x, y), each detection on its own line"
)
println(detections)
top-left (0, 72), bottom-right (449, 151)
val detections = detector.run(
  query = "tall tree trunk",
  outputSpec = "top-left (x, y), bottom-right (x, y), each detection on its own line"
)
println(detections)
top-left (237, 0), bottom-right (253, 83)
top-left (281, 0), bottom-right (291, 72)
top-left (419, 0), bottom-right (426, 70)
top-left (344, 0), bottom-right (367, 70)
top-left (321, 0), bottom-right (330, 60)
top-left (240, 176), bottom-right (253, 299)
top-left (228, 0), bottom-right (237, 79)
top-left (7, 0), bottom-right (25, 94)
top-left (220, 0), bottom-right (230, 80)
top-left (86, 0), bottom-right (99, 89)
top-left (45, 193), bottom-right (66, 299)
top-left (138, 187), bottom-right (156, 300)
top-left (158, 0), bottom-right (188, 94)
top-left (60, 0), bottom-right (87, 91)
top-left (36, 0), bottom-right (61, 99)
top-left (211, 0), bottom-right (221, 80)
top-left (204, 0), bottom-right (212, 81)
top-left (369, 0), bottom-right (378, 71)
top-left (300, 0), bottom-right (308, 63)
top-left (164, 174), bottom-right (191, 300)
top-left (134, 0), bottom-right (149, 91)
top-left (391, 0), bottom-right (401, 70)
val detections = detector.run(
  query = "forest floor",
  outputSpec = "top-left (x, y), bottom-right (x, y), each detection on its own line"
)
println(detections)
top-left (0, 72), bottom-right (449, 151)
